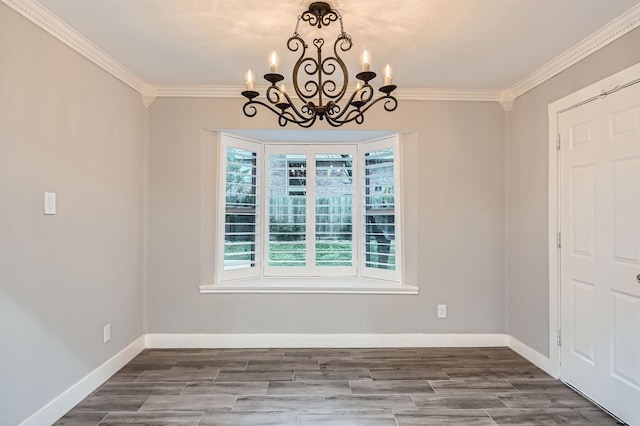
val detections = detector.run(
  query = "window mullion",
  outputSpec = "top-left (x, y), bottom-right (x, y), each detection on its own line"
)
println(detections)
top-left (352, 154), bottom-right (360, 275)
top-left (260, 151), bottom-right (267, 278)
top-left (306, 147), bottom-right (316, 272)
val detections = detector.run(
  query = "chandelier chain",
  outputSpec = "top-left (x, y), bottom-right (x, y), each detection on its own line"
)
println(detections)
top-left (293, 15), bottom-right (302, 37)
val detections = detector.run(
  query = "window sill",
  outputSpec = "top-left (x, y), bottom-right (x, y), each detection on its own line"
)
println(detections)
top-left (199, 277), bottom-right (419, 295)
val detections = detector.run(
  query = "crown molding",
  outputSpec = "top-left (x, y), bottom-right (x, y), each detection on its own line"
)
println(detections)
top-left (1, 0), bottom-right (147, 94)
top-left (140, 86), bottom-right (157, 108)
top-left (154, 85), bottom-right (502, 102)
top-left (154, 85), bottom-right (249, 98)
top-left (499, 91), bottom-right (514, 112)
top-left (507, 3), bottom-right (640, 99)
top-left (394, 88), bottom-right (501, 102)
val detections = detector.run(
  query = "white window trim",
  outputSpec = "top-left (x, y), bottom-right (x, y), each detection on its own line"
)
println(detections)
top-left (208, 133), bottom-right (416, 295)
top-left (200, 277), bottom-right (418, 295)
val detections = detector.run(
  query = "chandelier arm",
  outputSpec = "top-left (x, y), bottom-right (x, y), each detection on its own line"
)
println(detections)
top-left (242, 101), bottom-right (259, 118)
top-left (265, 85), bottom-right (281, 105)
top-left (352, 94), bottom-right (398, 117)
top-left (275, 106), bottom-right (317, 127)
top-left (242, 99), bottom-right (317, 127)
top-left (325, 106), bottom-right (362, 126)
top-left (242, 99), bottom-right (290, 118)
top-left (280, 91), bottom-right (316, 120)
top-left (254, 85), bottom-right (319, 123)
top-left (379, 95), bottom-right (399, 112)
top-left (325, 112), bottom-right (357, 127)
top-left (356, 84), bottom-right (375, 104)
top-left (279, 110), bottom-right (318, 128)
top-left (327, 85), bottom-right (374, 121)
top-left (266, 85), bottom-right (316, 119)
top-left (325, 94), bottom-right (398, 126)
top-left (343, 108), bottom-right (367, 125)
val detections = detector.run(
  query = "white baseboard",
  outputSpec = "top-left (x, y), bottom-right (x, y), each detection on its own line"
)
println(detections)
top-left (19, 336), bottom-right (145, 426)
top-left (145, 333), bottom-right (509, 349)
top-left (507, 335), bottom-right (556, 378)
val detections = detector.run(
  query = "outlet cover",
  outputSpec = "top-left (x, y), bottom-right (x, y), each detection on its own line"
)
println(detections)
top-left (44, 192), bottom-right (56, 215)
top-left (437, 304), bottom-right (447, 319)
top-left (103, 324), bottom-right (111, 343)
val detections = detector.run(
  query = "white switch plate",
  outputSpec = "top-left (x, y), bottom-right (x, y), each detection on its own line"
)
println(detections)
top-left (437, 304), bottom-right (447, 319)
top-left (44, 192), bottom-right (56, 215)
top-left (103, 324), bottom-right (111, 343)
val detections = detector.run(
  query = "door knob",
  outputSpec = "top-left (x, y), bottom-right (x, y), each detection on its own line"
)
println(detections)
top-left (637, 273), bottom-right (640, 283)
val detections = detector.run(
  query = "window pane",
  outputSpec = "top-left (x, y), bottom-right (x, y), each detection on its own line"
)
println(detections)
top-left (268, 154), bottom-right (306, 266)
top-left (224, 147), bottom-right (257, 270)
top-left (364, 148), bottom-right (396, 270)
top-left (316, 154), bottom-right (353, 266)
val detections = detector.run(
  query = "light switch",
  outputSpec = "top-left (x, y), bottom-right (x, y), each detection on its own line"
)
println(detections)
top-left (44, 192), bottom-right (56, 215)
top-left (437, 304), bottom-right (447, 319)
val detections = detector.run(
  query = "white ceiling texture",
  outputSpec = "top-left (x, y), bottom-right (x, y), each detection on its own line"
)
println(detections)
top-left (26, 0), bottom-right (640, 93)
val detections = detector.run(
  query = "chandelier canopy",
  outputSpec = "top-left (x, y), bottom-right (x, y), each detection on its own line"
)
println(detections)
top-left (241, 1), bottom-right (398, 128)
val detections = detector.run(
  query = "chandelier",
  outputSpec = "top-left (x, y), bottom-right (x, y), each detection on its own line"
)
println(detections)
top-left (241, 1), bottom-right (398, 127)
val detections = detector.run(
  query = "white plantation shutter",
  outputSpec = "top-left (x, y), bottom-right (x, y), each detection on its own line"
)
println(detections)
top-left (219, 135), bottom-right (261, 281)
top-left (264, 145), bottom-right (358, 276)
top-left (361, 137), bottom-right (401, 281)
top-left (267, 153), bottom-right (308, 270)
top-left (315, 154), bottom-right (354, 267)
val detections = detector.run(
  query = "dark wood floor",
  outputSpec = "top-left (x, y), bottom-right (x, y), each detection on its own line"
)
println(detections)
top-left (56, 347), bottom-right (621, 425)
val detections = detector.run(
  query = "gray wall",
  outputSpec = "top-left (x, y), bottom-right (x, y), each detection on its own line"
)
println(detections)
top-left (147, 98), bottom-right (506, 334)
top-left (0, 4), bottom-right (145, 425)
top-left (507, 28), bottom-right (640, 356)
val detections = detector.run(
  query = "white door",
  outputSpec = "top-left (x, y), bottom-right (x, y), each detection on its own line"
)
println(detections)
top-left (559, 81), bottom-right (640, 425)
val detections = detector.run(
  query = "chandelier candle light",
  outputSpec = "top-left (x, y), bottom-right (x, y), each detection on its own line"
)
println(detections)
top-left (241, 1), bottom-right (398, 127)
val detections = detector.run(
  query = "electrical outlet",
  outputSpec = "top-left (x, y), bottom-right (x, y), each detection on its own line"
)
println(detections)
top-left (103, 324), bottom-right (111, 343)
top-left (437, 304), bottom-right (447, 319)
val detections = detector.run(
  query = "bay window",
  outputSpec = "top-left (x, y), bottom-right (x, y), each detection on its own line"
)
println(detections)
top-left (217, 133), bottom-right (402, 284)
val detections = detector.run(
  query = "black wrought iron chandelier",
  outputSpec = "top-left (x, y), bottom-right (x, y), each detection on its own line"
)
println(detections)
top-left (241, 1), bottom-right (398, 127)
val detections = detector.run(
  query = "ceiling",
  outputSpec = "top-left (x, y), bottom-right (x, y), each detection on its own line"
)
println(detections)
top-left (32, 0), bottom-right (640, 90)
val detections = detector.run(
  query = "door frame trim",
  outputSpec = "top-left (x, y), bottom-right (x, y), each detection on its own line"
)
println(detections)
top-left (547, 61), bottom-right (640, 379)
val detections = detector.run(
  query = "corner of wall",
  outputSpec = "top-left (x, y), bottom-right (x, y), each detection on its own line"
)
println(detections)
top-left (503, 106), bottom-right (511, 336)
top-left (141, 106), bottom-right (151, 333)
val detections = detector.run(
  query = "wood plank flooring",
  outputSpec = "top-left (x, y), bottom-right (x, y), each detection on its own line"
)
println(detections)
top-left (56, 347), bottom-right (622, 425)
